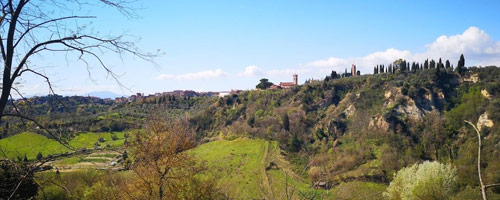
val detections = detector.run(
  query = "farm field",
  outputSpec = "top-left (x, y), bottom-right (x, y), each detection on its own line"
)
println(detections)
top-left (0, 131), bottom-right (127, 160)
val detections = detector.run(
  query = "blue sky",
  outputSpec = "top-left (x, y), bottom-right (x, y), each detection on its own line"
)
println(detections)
top-left (21, 0), bottom-right (500, 96)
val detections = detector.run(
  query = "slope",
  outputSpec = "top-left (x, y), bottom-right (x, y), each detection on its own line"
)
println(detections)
top-left (191, 138), bottom-right (322, 199)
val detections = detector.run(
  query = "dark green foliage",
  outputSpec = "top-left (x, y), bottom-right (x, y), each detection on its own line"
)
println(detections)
top-left (36, 152), bottom-right (43, 161)
top-left (256, 78), bottom-right (273, 89)
top-left (0, 161), bottom-right (38, 199)
top-left (247, 115), bottom-right (255, 128)
top-left (331, 70), bottom-right (338, 79)
top-left (445, 85), bottom-right (487, 130)
top-left (430, 59), bottom-right (436, 69)
top-left (283, 113), bottom-right (290, 131)
top-left (456, 54), bottom-right (466, 75)
top-left (288, 135), bottom-right (302, 152)
top-left (122, 150), bottom-right (128, 160)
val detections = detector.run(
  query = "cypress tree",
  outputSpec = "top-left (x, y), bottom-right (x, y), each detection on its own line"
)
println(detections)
top-left (430, 59), bottom-right (436, 69)
top-left (456, 54), bottom-right (466, 75)
top-left (283, 113), bottom-right (290, 131)
top-left (36, 152), bottom-right (43, 161)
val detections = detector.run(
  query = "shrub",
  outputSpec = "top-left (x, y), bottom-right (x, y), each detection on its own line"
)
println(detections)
top-left (384, 161), bottom-right (458, 200)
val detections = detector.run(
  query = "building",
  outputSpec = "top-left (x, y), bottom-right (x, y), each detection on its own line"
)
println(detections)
top-left (351, 64), bottom-right (357, 77)
top-left (279, 74), bottom-right (298, 88)
top-left (230, 89), bottom-right (243, 95)
top-left (218, 91), bottom-right (230, 97)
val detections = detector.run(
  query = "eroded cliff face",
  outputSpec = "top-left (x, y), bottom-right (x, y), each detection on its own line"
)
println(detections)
top-left (331, 85), bottom-right (446, 134)
top-left (477, 112), bottom-right (494, 132)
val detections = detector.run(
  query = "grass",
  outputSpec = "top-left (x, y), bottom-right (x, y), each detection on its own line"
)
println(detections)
top-left (69, 132), bottom-right (125, 149)
top-left (330, 181), bottom-right (386, 200)
top-left (79, 158), bottom-right (109, 163)
top-left (191, 138), bottom-right (268, 199)
top-left (191, 138), bottom-right (322, 199)
top-left (88, 153), bottom-right (117, 158)
top-left (0, 131), bottom-right (127, 160)
top-left (56, 157), bottom-right (110, 164)
top-left (0, 132), bottom-right (69, 160)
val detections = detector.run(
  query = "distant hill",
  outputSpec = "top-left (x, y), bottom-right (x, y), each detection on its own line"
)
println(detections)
top-left (85, 91), bottom-right (125, 99)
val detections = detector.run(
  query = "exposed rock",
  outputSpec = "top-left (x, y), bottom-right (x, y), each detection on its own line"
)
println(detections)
top-left (424, 93), bottom-right (433, 101)
top-left (481, 89), bottom-right (492, 99)
top-left (344, 105), bottom-right (356, 117)
top-left (385, 91), bottom-right (392, 99)
top-left (437, 91), bottom-right (445, 99)
top-left (384, 86), bottom-right (427, 121)
top-left (463, 73), bottom-right (479, 83)
top-left (368, 115), bottom-right (390, 131)
top-left (477, 112), bottom-right (494, 132)
top-left (414, 89), bottom-right (435, 112)
top-left (394, 99), bottom-right (424, 121)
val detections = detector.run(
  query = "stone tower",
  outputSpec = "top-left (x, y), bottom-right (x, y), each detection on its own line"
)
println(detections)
top-left (293, 74), bottom-right (298, 85)
top-left (351, 64), bottom-right (357, 77)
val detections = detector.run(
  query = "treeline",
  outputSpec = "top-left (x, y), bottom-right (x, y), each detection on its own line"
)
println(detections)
top-left (373, 54), bottom-right (467, 75)
top-left (0, 93), bottom-right (215, 139)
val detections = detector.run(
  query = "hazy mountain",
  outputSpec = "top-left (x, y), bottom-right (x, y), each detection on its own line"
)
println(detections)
top-left (85, 91), bottom-right (125, 99)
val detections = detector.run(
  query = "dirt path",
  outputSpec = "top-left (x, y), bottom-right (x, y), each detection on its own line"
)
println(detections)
top-left (259, 141), bottom-right (275, 199)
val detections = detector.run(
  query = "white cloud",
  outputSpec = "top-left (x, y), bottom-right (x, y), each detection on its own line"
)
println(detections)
top-left (237, 65), bottom-right (309, 78)
top-left (156, 68), bottom-right (228, 80)
top-left (308, 26), bottom-right (500, 74)
top-left (267, 68), bottom-right (310, 76)
top-left (238, 65), bottom-right (264, 77)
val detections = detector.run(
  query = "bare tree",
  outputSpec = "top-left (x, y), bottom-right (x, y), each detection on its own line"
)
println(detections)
top-left (0, 1), bottom-right (155, 198)
top-left (464, 120), bottom-right (500, 200)
top-left (0, 0), bottom-right (155, 122)
top-left (119, 116), bottom-right (220, 199)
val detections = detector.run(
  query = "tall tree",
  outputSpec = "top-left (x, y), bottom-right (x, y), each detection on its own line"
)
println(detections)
top-left (283, 113), bottom-right (290, 131)
top-left (256, 78), bottom-right (273, 89)
top-left (438, 58), bottom-right (444, 69)
top-left (445, 60), bottom-right (451, 69)
top-left (456, 54), bottom-right (466, 75)
top-left (330, 70), bottom-right (337, 79)
top-left (430, 59), bottom-right (436, 69)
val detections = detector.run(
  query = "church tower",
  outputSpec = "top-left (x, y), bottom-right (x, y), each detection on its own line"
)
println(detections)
top-left (293, 74), bottom-right (298, 85)
top-left (351, 64), bottom-right (357, 77)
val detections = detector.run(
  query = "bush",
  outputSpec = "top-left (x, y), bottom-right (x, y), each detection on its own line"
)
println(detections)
top-left (384, 161), bottom-right (458, 200)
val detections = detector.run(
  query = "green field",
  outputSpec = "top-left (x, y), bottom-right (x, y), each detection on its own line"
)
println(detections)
top-left (0, 132), bottom-right (70, 160)
top-left (191, 138), bottom-right (387, 199)
top-left (191, 138), bottom-right (323, 199)
top-left (69, 132), bottom-right (126, 149)
top-left (0, 132), bottom-right (126, 160)
top-left (4, 133), bottom-right (387, 199)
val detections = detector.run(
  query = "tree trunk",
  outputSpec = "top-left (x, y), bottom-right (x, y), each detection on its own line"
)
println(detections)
top-left (465, 120), bottom-right (487, 200)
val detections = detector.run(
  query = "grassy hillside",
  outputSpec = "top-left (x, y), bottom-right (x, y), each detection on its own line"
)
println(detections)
top-left (69, 131), bottom-right (126, 149)
top-left (187, 67), bottom-right (500, 197)
top-left (192, 138), bottom-right (269, 198)
top-left (0, 131), bottom-right (127, 160)
top-left (191, 138), bottom-right (386, 199)
top-left (0, 132), bottom-right (69, 160)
